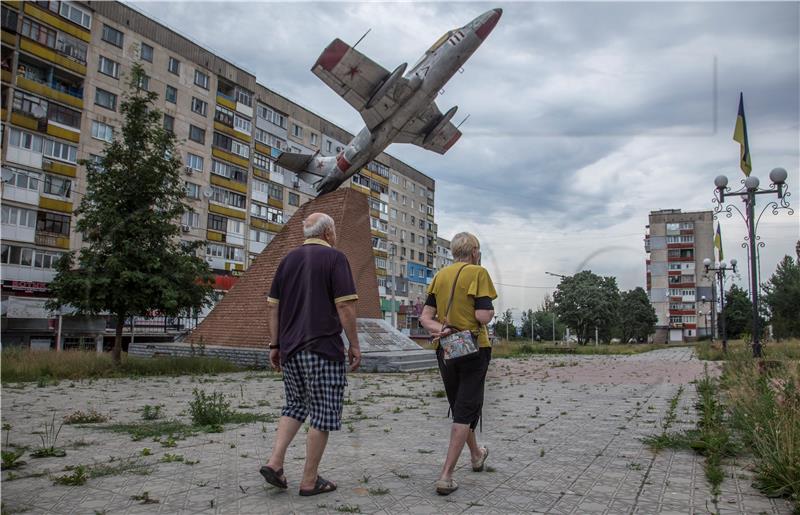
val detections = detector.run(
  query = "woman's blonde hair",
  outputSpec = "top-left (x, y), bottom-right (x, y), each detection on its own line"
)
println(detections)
top-left (450, 232), bottom-right (480, 261)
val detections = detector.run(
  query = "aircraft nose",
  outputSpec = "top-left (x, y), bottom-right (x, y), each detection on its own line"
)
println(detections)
top-left (475, 8), bottom-right (502, 40)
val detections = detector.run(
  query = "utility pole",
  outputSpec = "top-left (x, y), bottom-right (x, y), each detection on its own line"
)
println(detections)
top-left (595, 325), bottom-right (599, 346)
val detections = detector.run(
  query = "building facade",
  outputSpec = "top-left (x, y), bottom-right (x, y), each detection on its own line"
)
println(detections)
top-left (0, 0), bottom-right (436, 348)
top-left (645, 209), bottom-right (714, 343)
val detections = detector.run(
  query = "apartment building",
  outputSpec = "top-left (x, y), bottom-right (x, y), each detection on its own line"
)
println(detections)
top-left (645, 209), bottom-right (714, 343)
top-left (0, 1), bottom-right (436, 347)
top-left (434, 237), bottom-right (453, 272)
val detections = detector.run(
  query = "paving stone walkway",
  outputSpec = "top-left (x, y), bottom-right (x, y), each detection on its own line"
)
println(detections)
top-left (1, 347), bottom-right (794, 514)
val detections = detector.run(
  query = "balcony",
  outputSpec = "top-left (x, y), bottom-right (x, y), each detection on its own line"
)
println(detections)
top-left (35, 232), bottom-right (70, 249)
top-left (19, 36), bottom-right (86, 75)
top-left (15, 60), bottom-right (83, 109)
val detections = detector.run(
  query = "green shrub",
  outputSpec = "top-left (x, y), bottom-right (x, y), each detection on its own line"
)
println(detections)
top-left (188, 389), bottom-right (232, 426)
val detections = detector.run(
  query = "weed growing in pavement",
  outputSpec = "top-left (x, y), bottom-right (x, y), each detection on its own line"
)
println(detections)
top-left (63, 409), bottom-right (107, 424)
top-left (141, 405), bottom-right (162, 420)
top-left (52, 465), bottom-right (88, 485)
top-left (1, 448), bottom-right (26, 470)
top-left (130, 491), bottom-right (159, 504)
top-left (335, 505), bottom-right (361, 513)
top-left (368, 487), bottom-right (389, 495)
top-left (160, 453), bottom-right (184, 463)
top-left (30, 413), bottom-right (66, 458)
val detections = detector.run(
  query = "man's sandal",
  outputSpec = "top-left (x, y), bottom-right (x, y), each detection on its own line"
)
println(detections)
top-left (472, 446), bottom-right (489, 472)
top-left (259, 465), bottom-right (288, 489)
top-left (435, 478), bottom-right (458, 496)
top-left (299, 476), bottom-right (337, 496)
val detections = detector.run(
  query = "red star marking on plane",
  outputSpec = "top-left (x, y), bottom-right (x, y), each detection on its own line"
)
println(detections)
top-left (346, 66), bottom-right (360, 79)
top-left (316, 160), bottom-right (325, 169)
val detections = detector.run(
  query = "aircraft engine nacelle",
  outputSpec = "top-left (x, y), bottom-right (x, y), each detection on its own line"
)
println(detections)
top-left (423, 106), bottom-right (458, 145)
top-left (366, 63), bottom-right (408, 109)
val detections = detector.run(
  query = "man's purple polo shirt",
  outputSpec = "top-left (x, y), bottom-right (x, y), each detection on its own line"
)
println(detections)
top-left (267, 238), bottom-right (358, 363)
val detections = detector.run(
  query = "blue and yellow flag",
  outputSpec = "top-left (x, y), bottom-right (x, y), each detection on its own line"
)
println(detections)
top-left (733, 92), bottom-right (752, 177)
top-left (714, 223), bottom-right (724, 262)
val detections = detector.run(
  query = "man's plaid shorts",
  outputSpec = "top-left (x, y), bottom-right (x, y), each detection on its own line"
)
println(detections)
top-left (281, 350), bottom-right (347, 431)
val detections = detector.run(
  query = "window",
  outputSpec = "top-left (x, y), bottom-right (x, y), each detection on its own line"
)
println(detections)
top-left (94, 88), bottom-right (116, 110)
top-left (206, 243), bottom-right (224, 258)
top-left (188, 124), bottom-right (205, 144)
top-left (194, 69), bottom-right (209, 89)
top-left (186, 153), bottom-right (204, 171)
top-left (191, 97), bottom-right (208, 116)
top-left (210, 186), bottom-right (246, 209)
top-left (390, 190), bottom-right (398, 201)
top-left (211, 160), bottom-right (246, 183)
top-left (227, 219), bottom-right (243, 235)
top-left (48, 103), bottom-right (81, 129)
top-left (42, 174), bottom-right (71, 198)
top-left (185, 182), bottom-right (200, 200)
top-left (165, 85), bottom-right (177, 103)
top-left (43, 139), bottom-right (76, 162)
top-left (59, 2), bottom-right (91, 28)
top-left (37, 211), bottom-right (70, 235)
top-left (268, 182), bottom-right (282, 200)
top-left (233, 114), bottom-right (251, 134)
top-left (12, 90), bottom-right (47, 117)
top-left (5, 167), bottom-right (40, 190)
top-left (214, 105), bottom-right (234, 126)
top-left (137, 73), bottom-right (149, 91)
top-left (163, 114), bottom-right (174, 133)
top-left (288, 192), bottom-right (299, 206)
top-left (208, 214), bottom-right (226, 232)
top-left (2, 206), bottom-right (36, 228)
top-left (292, 124), bottom-right (303, 138)
top-left (267, 207), bottom-right (283, 224)
top-left (91, 120), bottom-right (113, 142)
top-left (9, 127), bottom-right (42, 153)
top-left (97, 55), bottom-right (119, 78)
top-left (101, 24), bottom-right (123, 47)
top-left (225, 245), bottom-right (244, 262)
top-left (236, 88), bottom-right (251, 106)
top-left (250, 229), bottom-right (273, 244)
top-left (55, 32), bottom-right (88, 63)
top-left (168, 56), bottom-right (180, 75)
top-left (21, 18), bottom-right (57, 48)
top-left (140, 42), bottom-right (153, 62)
top-left (310, 133), bottom-right (318, 146)
top-left (213, 132), bottom-right (249, 158)
top-left (326, 140), bottom-right (332, 153)
top-left (253, 152), bottom-right (270, 170)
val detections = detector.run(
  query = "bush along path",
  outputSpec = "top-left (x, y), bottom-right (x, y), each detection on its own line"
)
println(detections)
top-left (645, 359), bottom-right (799, 514)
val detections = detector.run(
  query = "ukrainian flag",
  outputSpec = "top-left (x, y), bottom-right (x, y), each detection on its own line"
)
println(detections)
top-left (733, 92), bottom-right (752, 177)
top-left (714, 223), bottom-right (724, 262)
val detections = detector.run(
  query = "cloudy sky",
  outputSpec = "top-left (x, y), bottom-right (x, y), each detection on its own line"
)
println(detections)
top-left (132, 1), bottom-right (799, 314)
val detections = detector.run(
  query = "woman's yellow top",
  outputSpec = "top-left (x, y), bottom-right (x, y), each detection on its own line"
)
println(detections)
top-left (427, 263), bottom-right (498, 348)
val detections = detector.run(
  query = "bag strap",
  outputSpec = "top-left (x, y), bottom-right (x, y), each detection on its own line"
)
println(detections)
top-left (442, 263), bottom-right (469, 327)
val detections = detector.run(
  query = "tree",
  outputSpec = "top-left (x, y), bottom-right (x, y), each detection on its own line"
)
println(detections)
top-left (762, 255), bottom-right (800, 339)
top-left (617, 287), bottom-right (657, 343)
top-left (520, 308), bottom-right (565, 341)
top-left (721, 284), bottom-right (754, 339)
top-left (553, 271), bottom-right (620, 345)
top-left (47, 63), bottom-right (213, 363)
top-left (493, 309), bottom-right (516, 341)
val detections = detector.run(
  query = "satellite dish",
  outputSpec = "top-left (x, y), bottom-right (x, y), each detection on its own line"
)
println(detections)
top-left (1, 168), bottom-right (14, 183)
top-left (202, 187), bottom-right (214, 198)
top-left (31, 105), bottom-right (46, 119)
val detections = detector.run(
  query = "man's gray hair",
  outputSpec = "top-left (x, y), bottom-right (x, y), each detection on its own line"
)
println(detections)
top-left (303, 213), bottom-right (335, 238)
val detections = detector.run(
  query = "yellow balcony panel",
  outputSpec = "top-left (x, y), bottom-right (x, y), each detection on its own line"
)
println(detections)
top-left (212, 147), bottom-right (250, 169)
top-left (42, 160), bottom-right (77, 178)
top-left (267, 198), bottom-right (283, 209)
top-left (2, 31), bottom-right (16, 46)
top-left (351, 182), bottom-right (370, 194)
top-left (35, 233), bottom-right (70, 249)
top-left (1, 68), bottom-right (12, 83)
top-left (20, 39), bottom-right (87, 76)
top-left (16, 76), bottom-right (83, 109)
top-left (373, 249), bottom-right (389, 258)
top-left (24, 3), bottom-right (91, 42)
top-left (206, 230), bottom-right (224, 242)
top-left (369, 209), bottom-right (380, 218)
top-left (216, 95), bottom-right (236, 110)
top-left (213, 121), bottom-right (251, 143)
top-left (254, 142), bottom-right (272, 155)
top-left (370, 229), bottom-right (386, 238)
top-left (234, 263), bottom-right (244, 271)
top-left (6, 1), bottom-right (22, 10)
top-left (252, 168), bottom-right (270, 181)
top-left (375, 268), bottom-right (387, 276)
top-left (267, 222), bottom-right (283, 233)
top-left (46, 123), bottom-right (80, 143)
top-left (208, 202), bottom-right (246, 220)
top-left (372, 174), bottom-right (389, 186)
top-left (10, 112), bottom-right (39, 131)
top-left (210, 174), bottom-right (248, 194)
top-left (39, 196), bottom-right (72, 213)
top-left (250, 218), bottom-right (269, 231)
top-left (1, 108), bottom-right (6, 120)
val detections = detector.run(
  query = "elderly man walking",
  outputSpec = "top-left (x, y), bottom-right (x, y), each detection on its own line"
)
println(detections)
top-left (260, 212), bottom-right (362, 496)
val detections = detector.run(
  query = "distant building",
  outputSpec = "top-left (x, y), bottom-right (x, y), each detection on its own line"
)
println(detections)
top-left (434, 237), bottom-right (453, 271)
top-left (645, 209), bottom-right (714, 343)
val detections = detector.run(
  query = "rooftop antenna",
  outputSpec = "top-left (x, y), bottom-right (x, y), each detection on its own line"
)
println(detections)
top-left (353, 28), bottom-right (371, 49)
top-left (456, 114), bottom-right (470, 129)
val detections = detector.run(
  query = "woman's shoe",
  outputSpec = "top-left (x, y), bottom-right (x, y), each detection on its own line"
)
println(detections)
top-left (435, 478), bottom-right (458, 495)
top-left (471, 446), bottom-right (489, 472)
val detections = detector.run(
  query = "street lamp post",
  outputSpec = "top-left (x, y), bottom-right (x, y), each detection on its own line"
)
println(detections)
top-left (703, 258), bottom-right (737, 353)
top-left (713, 168), bottom-right (793, 357)
top-left (699, 295), bottom-right (711, 340)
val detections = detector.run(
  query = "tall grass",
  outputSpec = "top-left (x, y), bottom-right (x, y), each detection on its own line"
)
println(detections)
top-left (1, 349), bottom-right (243, 383)
top-left (696, 339), bottom-right (800, 361)
top-left (721, 346), bottom-right (799, 507)
top-left (487, 341), bottom-right (676, 358)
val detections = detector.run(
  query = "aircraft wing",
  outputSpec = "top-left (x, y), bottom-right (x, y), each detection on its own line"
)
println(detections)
top-left (312, 39), bottom-right (411, 131)
top-left (395, 102), bottom-right (462, 155)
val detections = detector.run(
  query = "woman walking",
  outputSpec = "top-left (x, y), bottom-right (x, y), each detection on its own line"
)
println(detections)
top-left (419, 232), bottom-right (497, 495)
